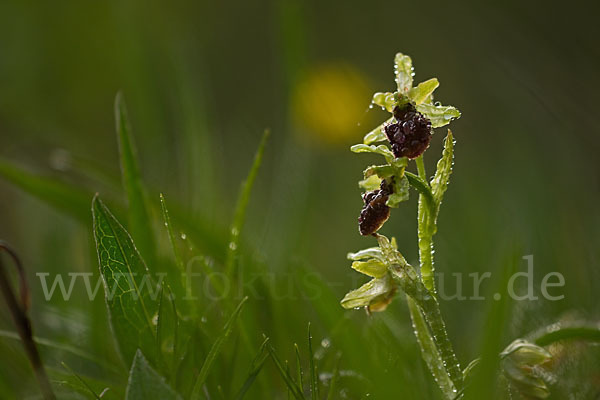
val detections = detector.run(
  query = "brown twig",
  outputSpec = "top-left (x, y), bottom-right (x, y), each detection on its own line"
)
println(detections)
top-left (0, 241), bottom-right (55, 400)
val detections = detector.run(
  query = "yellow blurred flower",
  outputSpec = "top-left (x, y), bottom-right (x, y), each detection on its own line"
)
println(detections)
top-left (292, 63), bottom-right (371, 145)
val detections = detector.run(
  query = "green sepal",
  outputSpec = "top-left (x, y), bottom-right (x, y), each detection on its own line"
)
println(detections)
top-left (394, 53), bottom-right (414, 93)
top-left (347, 247), bottom-right (385, 263)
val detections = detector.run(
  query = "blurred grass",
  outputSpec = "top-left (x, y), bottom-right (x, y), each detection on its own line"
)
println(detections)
top-left (0, 0), bottom-right (599, 398)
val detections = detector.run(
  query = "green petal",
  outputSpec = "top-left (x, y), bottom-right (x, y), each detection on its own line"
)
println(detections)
top-left (386, 175), bottom-right (410, 208)
top-left (363, 117), bottom-right (393, 145)
top-left (372, 92), bottom-right (398, 112)
top-left (351, 260), bottom-right (387, 279)
top-left (408, 78), bottom-right (439, 105)
top-left (340, 275), bottom-right (394, 309)
top-left (358, 175), bottom-right (382, 191)
top-left (350, 144), bottom-right (395, 163)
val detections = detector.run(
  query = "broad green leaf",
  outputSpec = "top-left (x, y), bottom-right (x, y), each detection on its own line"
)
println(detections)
top-left (351, 259), bottom-right (387, 278)
top-left (347, 247), bottom-right (385, 262)
top-left (308, 324), bottom-right (319, 400)
top-left (416, 103), bottom-right (461, 128)
top-left (340, 275), bottom-right (394, 309)
top-left (190, 297), bottom-right (248, 399)
top-left (394, 53), bottom-right (414, 93)
top-left (115, 93), bottom-right (155, 266)
top-left (126, 350), bottom-right (182, 400)
top-left (408, 78), bottom-right (439, 105)
top-left (234, 338), bottom-right (270, 400)
top-left (0, 159), bottom-right (92, 223)
top-left (225, 129), bottom-right (270, 278)
top-left (92, 195), bottom-right (159, 366)
top-left (371, 92), bottom-right (397, 112)
top-left (430, 131), bottom-right (454, 208)
top-left (266, 343), bottom-right (304, 400)
top-left (350, 144), bottom-right (394, 162)
top-left (358, 174), bottom-right (381, 191)
top-left (386, 175), bottom-right (410, 208)
top-left (363, 117), bottom-right (393, 144)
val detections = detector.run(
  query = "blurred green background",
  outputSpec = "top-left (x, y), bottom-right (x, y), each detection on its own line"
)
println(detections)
top-left (1, 0), bottom-right (599, 398)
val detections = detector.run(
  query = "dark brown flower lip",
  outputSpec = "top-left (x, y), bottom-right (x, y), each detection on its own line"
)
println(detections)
top-left (358, 179), bottom-right (394, 236)
top-left (384, 104), bottom-right (432, 159)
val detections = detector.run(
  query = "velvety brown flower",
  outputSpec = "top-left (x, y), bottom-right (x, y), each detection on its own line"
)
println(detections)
top-left (384, 104), bottom-right (432, 159)
top-left (358, 180), bottom-right (393, 235)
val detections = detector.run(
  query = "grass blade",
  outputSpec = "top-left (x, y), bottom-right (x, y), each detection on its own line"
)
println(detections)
top-left (225, 129), bottom-right (270, 278)
top-left (308, 323), bottom-right (319, 400)
top-left (92, 195), bottom-right (159, 366)
top-left (115, 92), bottom-right (155, 265)
top-left (190, 297), bottom-right (248, 399)
top-left (0, 329), bottom-right (120, 375)
top-left (463, 251), bottom-right (517, 399)
top-left (326, 353), bottom-right (341, 400)
top-left (294, 343), bottom-right (304, 394)
top-left (60, 362), bottom-right (101, 400)
top-left (159, 193), bottom-right (184, 273)
top-left (0, 159), bottom-right (93, 222)
top-left (266, 343), bottom-right (304, 400)
top-left (233, 338), bottom-right (270, 400)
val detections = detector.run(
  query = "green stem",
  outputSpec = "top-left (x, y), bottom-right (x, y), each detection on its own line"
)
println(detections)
top-left (406, 296), bottom-right (456, 398)
top-left (415, 156), bottom-right (436, 294)
top-left (389, 265), bottom-right (463, 395)
top-left (417, 292), bottom-right (463, 391)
